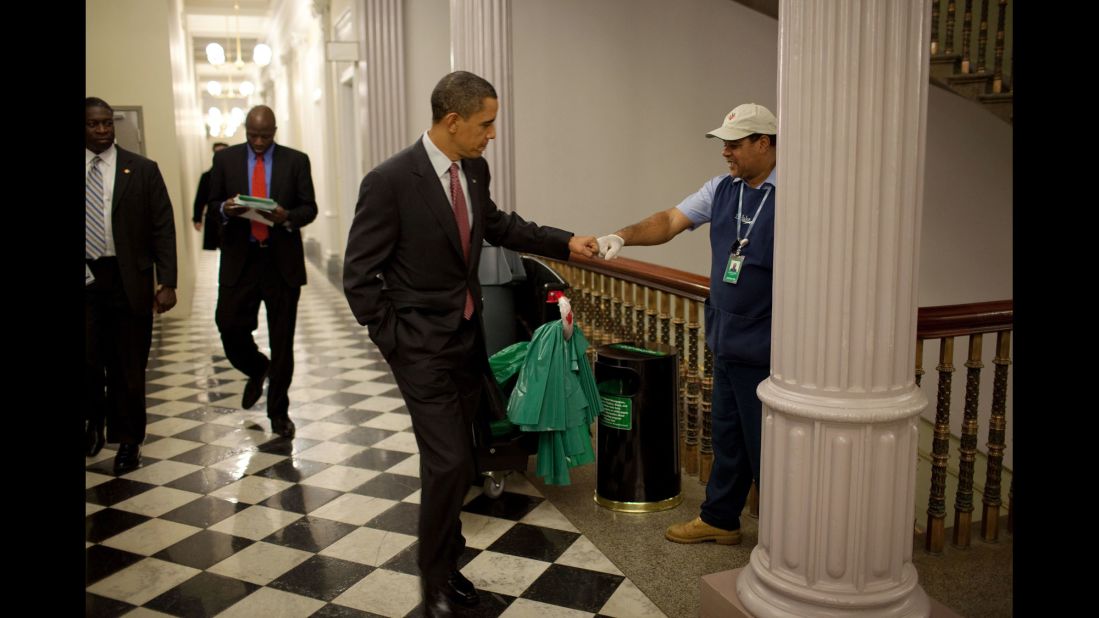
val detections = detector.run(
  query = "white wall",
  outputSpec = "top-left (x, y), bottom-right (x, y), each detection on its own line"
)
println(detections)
top-left (511, 0), bottom-right (778, 274)
top-left (86, 0), bottom-right (195, 319)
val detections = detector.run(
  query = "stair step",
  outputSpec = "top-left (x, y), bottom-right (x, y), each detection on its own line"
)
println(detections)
top-left (977, 92), bottom-right (1013, 124)
top-left (945, 71), bottom-right (994, 98)
top-left (930, 53), bottom-right (961, 80)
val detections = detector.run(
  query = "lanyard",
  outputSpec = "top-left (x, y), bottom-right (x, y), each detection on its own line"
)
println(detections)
top-left (733, 182), bottom-right (771, 256)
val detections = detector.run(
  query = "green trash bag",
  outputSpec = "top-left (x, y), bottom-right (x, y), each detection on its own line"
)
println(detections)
top-left (505, 320), bottom-right (601, 485)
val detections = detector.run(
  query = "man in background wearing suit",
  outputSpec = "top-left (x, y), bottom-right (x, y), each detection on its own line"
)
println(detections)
top-left (343, 71), bottom-right (599, 617)
top-left (208, 105), bottom-right (317, 438)
top-left (85, 97), bottom-right (178, 474)
top-left (192, 141), bottom-right (228, 250)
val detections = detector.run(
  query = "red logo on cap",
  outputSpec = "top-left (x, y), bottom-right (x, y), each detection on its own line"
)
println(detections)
top-left (727, 112), bottom-right (736, 121)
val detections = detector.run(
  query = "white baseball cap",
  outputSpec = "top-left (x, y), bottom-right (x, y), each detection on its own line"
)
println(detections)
top-left (705, 103), bottom-right (777, 141)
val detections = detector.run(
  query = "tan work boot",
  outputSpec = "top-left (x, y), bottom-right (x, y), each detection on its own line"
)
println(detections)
top-left (665, 516), bottom-right (741, 545)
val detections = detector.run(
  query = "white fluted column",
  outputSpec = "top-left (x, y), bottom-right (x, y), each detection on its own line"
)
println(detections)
top-left (732, 1), bottom-right (933, 616)
top-left (449, 0), bottom-right (515, 212)
top-left (363, 0), bottom-right (406, 169)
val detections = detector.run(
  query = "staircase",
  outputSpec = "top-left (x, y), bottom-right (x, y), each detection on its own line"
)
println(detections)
top-left (930, 0), bottom-right (1013, 124)
top-left (732, 0), bottom-right (1013, 125)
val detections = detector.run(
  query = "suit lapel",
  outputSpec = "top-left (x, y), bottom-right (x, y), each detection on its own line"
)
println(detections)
top-left (411, 141), bottom-right (465, 260)
top-left (111, 147), bottom-right (133, 216)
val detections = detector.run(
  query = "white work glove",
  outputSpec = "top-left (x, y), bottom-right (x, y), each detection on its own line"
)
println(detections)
top-left (597, 234), bottom-right (625, 260)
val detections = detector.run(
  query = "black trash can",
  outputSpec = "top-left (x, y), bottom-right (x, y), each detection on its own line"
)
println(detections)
top-left (594, 342), bottom-right (682, 512)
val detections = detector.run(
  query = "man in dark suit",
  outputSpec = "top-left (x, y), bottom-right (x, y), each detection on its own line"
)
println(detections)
top-left (85, 97), bottom-right (178, 474)
top-left (192, 141), bottom-right (228, 250)
top-left (343, 71), bottom-right (598, 617)
top-left (208, 105), bottom-right (317, 438)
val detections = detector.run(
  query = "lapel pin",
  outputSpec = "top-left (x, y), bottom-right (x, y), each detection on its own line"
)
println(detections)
top-left (123, 168), bottom-right (131, 174)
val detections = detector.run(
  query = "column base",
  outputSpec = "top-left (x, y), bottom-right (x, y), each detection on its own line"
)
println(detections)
top-left (702, 568), bottom-right (961, 617)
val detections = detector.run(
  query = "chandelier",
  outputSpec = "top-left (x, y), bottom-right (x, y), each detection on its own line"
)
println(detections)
top-left (203, 2), bottom-right (273, 138)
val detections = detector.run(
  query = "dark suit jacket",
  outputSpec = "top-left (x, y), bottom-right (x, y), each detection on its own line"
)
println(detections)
top-left (207, 143), bottom-right (318, 287)
top-left (192, 169), bottom-right (220, 250)
top-left (344, 139), bottom-right (572, 365)
top-left (109, 146), bottom-right (178, 315)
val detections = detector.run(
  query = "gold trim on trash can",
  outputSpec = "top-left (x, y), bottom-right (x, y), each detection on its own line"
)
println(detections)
top-left (593, 492), bottom-right (683, 513)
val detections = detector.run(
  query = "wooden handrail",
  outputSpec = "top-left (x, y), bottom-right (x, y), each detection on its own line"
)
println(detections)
top-left (917, 300), bottom-right (1013, 339)
top-left (563, 254), bottom-right (710, 302)
top-left (564, 254), bottom-right (1012, 338)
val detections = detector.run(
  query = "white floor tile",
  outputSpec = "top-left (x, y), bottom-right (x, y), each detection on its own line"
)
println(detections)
top-left (308, 494), bottom-right (399, 526)
top-left (87, 558), bottom-right (200, 606)
top-left (599, 579), bottom-right (667, 617)
top-left (208, 505), bottom-right (303, 540)
top-left (554, 536), bottom-right (623, 576)
top-left (207, 541), bottom-right (313, 585)
top-left (101, 519), bottom-right (202, 556)
top-left (209, 475), bottom-right (296, 504)
top-left (300, 465), bottom-right (379, 492)
top-left (461, 551), bottom-right (552, 597)
top-left (319, 527), bottom-right (417, 566)
top-left (112, 486), bottom-right (203, 518)
top-left (331, 568), bottom-right (422, 617)
top-left (216, 587), bottom-right (326, 618)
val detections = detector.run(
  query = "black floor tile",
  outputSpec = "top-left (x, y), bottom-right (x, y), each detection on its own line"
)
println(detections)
top-left (323, 409), bottom-right (384, 426)
top-left (313, 392), bottom-right (371, 407)
top-left (260, 484), bottom-right (344, 515)
top-left (85, 508), bottom-right (151, 544)
top-left (521, 564), bottom-right (624, 613)
top-left (164, 467), bottom-right (242, 494)
top-left (143, 571), bottom-right (260, 617)
top-left (350, 472), bottom-right (421, 501)
top-left (262, 515), bottom-right (358, 553)
top-left (364, 501), bottom-right (420, 535)
top-left (329, 426), bottom-right (396, 447)
top-left (85, 592), bottom-right (136, 617)
top-left (311, 602), bottom-right (388, 617)
top-left (85, 478), bottom-right (159, 506)
top-left (84, 455), bottom-right (161, 477)
top-left (171, 423), bottom-right (240, 444)
top-left (160, 495), bottom-right (250, 528)
top-left (307, 366), bottom-right (356, 378)
top-left (486, 523), bottom-right (580, 563)
top-left (462, 492), bottom-right (544, 522)
top-left (309, 378), bottom-right (362, 391)
top-left (169, 443), bottom-right (240, 467)
top-left (85, 545), bottom-right (144, 586)
top-left (341, 448), bottom-right (412, 472)
top-left (177, 406), bottom-right (242, 422)
top-left (268, 555), bottom-right (374, 602)
top-left (254, 457), bottom-right (331, 483)
top-left (152, 529), bottom-right (254, 570)
top-left (256, 436), bottom-right (323, 456)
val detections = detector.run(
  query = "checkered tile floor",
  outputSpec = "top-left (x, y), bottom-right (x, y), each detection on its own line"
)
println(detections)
top-left (86, 251), bottom-right (665, 618)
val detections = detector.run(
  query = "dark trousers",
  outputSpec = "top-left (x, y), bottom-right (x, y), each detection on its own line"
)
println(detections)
top-left (85, 257), bottom-right (153, 445)
top-left (700, 359), bottom-right (770, 531)
top-left (215, 245), bottom-right (301, 419)
top-left (389, 317), bottom-right (484, 597)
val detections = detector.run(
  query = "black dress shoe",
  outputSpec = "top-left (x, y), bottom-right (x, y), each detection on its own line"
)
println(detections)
top-left (86, 422), bottom-right (105, 458)
top-left (241, 362), bottom-right (270, 409)
top-left (271, 417), bottom-right (296, 439)
top-left (113, 443), bottom-right (142, 475)
top-left (421, 591), bottom-right (455, 617)
top-left (445, 570), bottom-right (479, 607)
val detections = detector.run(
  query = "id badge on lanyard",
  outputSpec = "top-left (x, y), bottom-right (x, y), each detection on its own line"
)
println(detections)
top-left (724, 183), bottom-right (770, 285)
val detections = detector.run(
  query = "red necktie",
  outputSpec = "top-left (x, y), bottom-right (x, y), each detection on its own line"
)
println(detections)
top-left (449, 163), bottom-right (474, 319)
top-left (251, 155), bottom-right (269, 243)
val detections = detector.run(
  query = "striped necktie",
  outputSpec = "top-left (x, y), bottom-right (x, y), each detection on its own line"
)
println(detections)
top-left (86, 156), bottom-right (106, 259)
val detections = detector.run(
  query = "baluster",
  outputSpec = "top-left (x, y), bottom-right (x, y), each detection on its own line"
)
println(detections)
top-left (623, 282), bottom-right (635, 344)
top-left (646, 288), bottom-right (658, 344)
top-left (977, 0), bottom-right (990, 73)
top-left (952, 334), bottom-right (983, 548)
top-left (610, 277), bottom-right (623, 342)
top-left (945, 0), bottom-right (957, 55)
top-left (915, 338), bottom-right (925, 387)
top-left (1006, 477), bottom-right (1013, 535)
top-left (925, 337), bottom-right (954, 554)
top-left (634, 286), bottom-right (647, 344)
top-left (930, 0), bottom-right (941, 54)
top-left (606, 272), bottom-right (615, 340)
top-left (992, 0), bottom-right (1007, 93)
top-left (674, 298), bottom-right (687, 464)
top-left (699, 346), bottom-right (714, 483)
top-left (982, 330), bottom-right (1010, 542)
top-left (684, 302), bottom-right (701, 476)
top-left (960, 0), bottom-right (974, 72)
top-left (659, 291), bottom-right (671, 347)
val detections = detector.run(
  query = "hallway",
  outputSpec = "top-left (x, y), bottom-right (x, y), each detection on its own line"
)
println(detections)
top-left (85, 250), bottom-right (665, 618)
